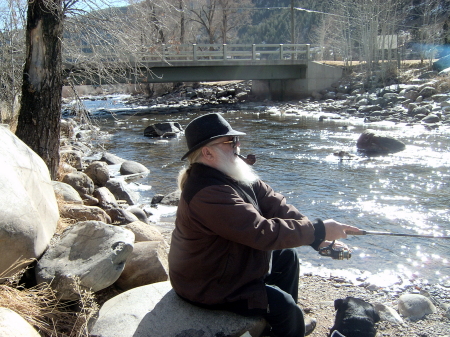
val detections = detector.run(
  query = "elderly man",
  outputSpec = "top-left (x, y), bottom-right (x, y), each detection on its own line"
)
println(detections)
top-left (168, 113), bottom-right (360, 337)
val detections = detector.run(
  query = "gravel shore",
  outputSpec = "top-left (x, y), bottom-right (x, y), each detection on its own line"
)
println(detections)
top-left (298, 274), bottom-right (450, 337)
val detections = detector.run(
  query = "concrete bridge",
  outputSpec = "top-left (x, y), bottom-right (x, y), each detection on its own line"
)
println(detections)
top-left (65, 43), bottom-right (342, 100)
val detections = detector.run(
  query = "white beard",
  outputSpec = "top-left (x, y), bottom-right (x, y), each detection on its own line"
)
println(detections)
top-left (214, 147), bottom-right (259, 185)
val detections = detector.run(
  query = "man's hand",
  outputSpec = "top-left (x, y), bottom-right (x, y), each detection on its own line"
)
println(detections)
top-left (323, 219), bottom-right (361, 241)
top-left (318, 239), bottom-right (349, 250)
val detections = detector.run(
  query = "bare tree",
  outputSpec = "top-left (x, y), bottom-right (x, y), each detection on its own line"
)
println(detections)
top-left (188, 0), bottom-right (252, 44)
top-left (15, 0), bottom-right (65, 179)
top-left (13, 0), bottom-right (174, 179)
top-left (0, 0), bottom-right (27, 128)
top-left (218, 0), bottom-right (253, 44)
top-left (188, 0), bottom-right (219, 43)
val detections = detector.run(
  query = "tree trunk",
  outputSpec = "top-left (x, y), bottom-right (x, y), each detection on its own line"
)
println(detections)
top-left (179, 0), bottom-right (185, 43)
top-left (16, 0), bottom-right (63, 180)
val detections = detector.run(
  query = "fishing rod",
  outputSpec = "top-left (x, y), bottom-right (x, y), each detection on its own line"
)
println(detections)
top-left (319, 230), bottom-right (450, 260)
top-left (346, 230), bottom-right (450, 239)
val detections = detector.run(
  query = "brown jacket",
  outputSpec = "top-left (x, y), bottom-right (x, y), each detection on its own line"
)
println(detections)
top-left (168, 163), bottom-right (316, 310)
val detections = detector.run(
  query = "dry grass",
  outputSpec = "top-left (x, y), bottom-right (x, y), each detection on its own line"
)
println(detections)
top-left (0, 260), bottom-right (98, 336)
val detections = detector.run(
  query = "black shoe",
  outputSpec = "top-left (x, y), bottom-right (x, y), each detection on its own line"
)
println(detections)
top-left (304, 316), bottom-right (317, 336)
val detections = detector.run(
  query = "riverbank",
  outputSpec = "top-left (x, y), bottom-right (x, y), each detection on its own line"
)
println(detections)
top-left (78, 67), bottom-right (450, 132)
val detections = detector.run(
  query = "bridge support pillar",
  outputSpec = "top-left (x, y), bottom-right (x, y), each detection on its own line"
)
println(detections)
top-left (251, 61), bottom-right (343, 101)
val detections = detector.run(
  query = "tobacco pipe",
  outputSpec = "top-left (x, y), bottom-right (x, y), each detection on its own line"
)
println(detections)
top-left (238, 154), bottom-right (256, 165)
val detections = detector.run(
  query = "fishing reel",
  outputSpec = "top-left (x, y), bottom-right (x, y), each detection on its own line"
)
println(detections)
top-left (318, 241), bottom-right (352, 260)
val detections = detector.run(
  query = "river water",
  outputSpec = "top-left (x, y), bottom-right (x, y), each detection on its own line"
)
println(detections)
top-left (79, 96), bottom-right (450, 289)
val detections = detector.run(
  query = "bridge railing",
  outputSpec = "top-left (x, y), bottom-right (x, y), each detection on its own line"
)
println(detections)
top-left (137, 43), bottom-right (310, 62)
top-left (63, 43), bottom-right (310, 64)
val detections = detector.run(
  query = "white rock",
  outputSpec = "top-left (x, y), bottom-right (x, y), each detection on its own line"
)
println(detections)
top-left (398, 294), bottom-right (436, 320)
top-left (90, 281), bottom-right (266, 337)
top-left (0, 307), bottom-right (41, 337)
top-left (373, 302), bottom-right (404, 324)
top-left (0, 126), bottom-right (59, 278)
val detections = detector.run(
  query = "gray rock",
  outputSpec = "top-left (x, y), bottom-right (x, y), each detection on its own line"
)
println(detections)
top-left (418, 86), bottom-right (437, 98)
top-left (60, 149), bottom-right (83, 170)
top-left (94, 187), bottom-right (119, 210)
top-left (89, 281), bottom-right (266, 337)
top-left (60, 204), bottom-right (111, 224)
top-left (431, 94), bottom-right (450, 102)
top-left (0, 307), bottom-right (41, 337)
top-left (143, 122), bottom-right (183, 138)
top-left (62, 171), bottom-right (95, 198)
top-left (105, 178), bottom-right (140, 205)
top-left (100, 152), bottom-right (126, 165)
top-left (106, 208), bottom-right (140, 225)
top-left (421, 114), bottom-right (440, 124)
top-left (0, 126), bottom-right (59, 278)
top-left (84, 161), bottom-right (110, 186)
top-left (359, 105), bottom-right (382, 113)
top-left (36, 221), bottom-right (134, 300)
top-left (373, 303), bottom-right (404, 324)
top-left (411, 106), bottom-right (431, 116)
top-left (122, 221), bottom-right (165, 242)
top-left (160, 190), bottom-right (181, 206)
top-left (127, 207), bottom-right (148, 223)
top-left (398, 294), bottom-right (437, 320)
top-left (356, 130), bottom-right (406, 154)
top-left (52, 181), bottom-right (83, 204)
top-left (115, 241), bottom-right (169, 291)
top-left (120, 160), bottom-right (149, 175)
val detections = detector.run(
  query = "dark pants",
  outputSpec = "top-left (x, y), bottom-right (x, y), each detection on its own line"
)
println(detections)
top-left (263, 248), bottom-right (304, 337)
top-left (179, 248), bottom-right (304, 337)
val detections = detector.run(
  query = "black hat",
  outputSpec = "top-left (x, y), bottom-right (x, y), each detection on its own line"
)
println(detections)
top-left (181, 113), bottom-right (245, 160)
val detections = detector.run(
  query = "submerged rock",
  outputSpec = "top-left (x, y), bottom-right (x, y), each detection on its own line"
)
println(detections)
top-left (356, 130), bottom-right (406, 154)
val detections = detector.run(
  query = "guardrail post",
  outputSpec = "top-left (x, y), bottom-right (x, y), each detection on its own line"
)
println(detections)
top-left (252, 44), bottom-right (256, 60)
top-left (223, 44), bottom-right (227, 60)
top-left (193, 44), bottom-right (197, 61)
top-left (162, 44), bottom-right (165, 61)
top-left (306, 44), bottom-right (310, 60)
top-left (279, 44), bottom-right (283, 59)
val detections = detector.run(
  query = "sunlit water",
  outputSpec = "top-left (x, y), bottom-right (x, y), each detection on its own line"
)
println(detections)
top-left (75, 96), bottom-right (450, 288)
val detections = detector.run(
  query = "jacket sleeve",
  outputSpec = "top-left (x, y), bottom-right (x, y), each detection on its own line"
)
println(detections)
top-left (252, 179), bottom-right (307, 220)
top-left (187, 183), bottom-right (315, 251)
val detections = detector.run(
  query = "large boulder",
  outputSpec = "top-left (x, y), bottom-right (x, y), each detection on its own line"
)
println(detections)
top-left (36, 221), bottom-right (134, 300)
top-left (89, 281), bottom-right (266, 337)
top-left (0, 126), bottom-right (59, 278)
top-left (356, 130), bottom-right (406, 154)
